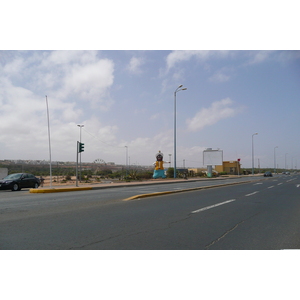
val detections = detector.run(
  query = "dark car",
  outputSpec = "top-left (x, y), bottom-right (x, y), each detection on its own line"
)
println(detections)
top-left (264, 171), bottom-right (273, 177)
top-left (0, 173), bottom-right (40, 191)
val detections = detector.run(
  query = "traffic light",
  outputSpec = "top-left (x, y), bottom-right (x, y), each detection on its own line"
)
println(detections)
top-left (79, 142), bottom-right (85, 153)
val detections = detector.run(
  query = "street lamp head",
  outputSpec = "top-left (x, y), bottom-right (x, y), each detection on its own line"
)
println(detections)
top-left (182, 88), bottom-right (187, 90)
top-left (178, 84), bottom-right (183, 88)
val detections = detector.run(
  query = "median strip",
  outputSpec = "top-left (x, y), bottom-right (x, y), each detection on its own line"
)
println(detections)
top-left (123, 180), bottom-right (253, 201)
top-left (30, 187), bottom-right (93, 193)
top-left (30, 178), bottom-right (262, 195)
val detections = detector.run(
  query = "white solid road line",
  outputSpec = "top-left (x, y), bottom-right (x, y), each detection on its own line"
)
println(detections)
top-left (245, 191), bottom-right (259, 197)
top-left (191, 199), bottom-right (236, 214)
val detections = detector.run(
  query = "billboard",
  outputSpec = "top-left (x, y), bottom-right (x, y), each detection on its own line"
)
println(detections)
top-left (203, 149), bottom-right (223, 166)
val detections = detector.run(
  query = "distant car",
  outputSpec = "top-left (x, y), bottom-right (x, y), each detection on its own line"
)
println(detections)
top-left (264, 171), bottom-right (273, 177)
top-left (0, 173), bottom-right (40, 191)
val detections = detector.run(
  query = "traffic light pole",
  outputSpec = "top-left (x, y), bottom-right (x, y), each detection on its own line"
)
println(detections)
top-left (76, 141), bottom-right (79, 187)
top-left (76, 141), bottom-right (85, 187)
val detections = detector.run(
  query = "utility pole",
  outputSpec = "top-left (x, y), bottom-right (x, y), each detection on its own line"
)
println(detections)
top-left (45, 95), bottom-right (52, 189)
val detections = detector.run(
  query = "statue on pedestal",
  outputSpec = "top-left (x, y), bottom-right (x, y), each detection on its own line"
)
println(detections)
top-left (153, 150), bottom-right (169, 179)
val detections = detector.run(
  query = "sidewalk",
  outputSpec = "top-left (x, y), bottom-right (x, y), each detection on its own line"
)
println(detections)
top-left (29, 175), bottom-right (260, 193)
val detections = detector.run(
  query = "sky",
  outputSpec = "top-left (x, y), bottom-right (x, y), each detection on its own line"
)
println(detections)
top-left (1, 1), bottom-right (299, 170)
top-left (1, 50), bottom-right (299, 169)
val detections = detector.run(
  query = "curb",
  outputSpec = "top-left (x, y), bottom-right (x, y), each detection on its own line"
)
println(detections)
top-left (30, 187), bottom-right (93, 193)
top-left (123, 180), bottom-right (252, 201)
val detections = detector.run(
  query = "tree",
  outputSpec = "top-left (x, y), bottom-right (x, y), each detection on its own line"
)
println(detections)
top-left (166, 168), bottom-right (174, 178)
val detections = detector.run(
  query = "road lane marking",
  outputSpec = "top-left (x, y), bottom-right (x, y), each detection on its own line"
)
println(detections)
top-left (254, 183), bottom-right (263, 185)
top-left (297, 184), bottom-right (300, 188)
top-left (278, 183), bottom-right (283, 185)
top-left (268, 186), bottom-right (275, 189)
top-left (245, 191), bottom-right (259, 197)
top-left (191, 199), bottom-right (236, 214)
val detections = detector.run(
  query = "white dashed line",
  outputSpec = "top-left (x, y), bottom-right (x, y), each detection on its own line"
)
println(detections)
top-left (191, 199), bottom-right (236, 214)
top-left (278, 183), bottom-right (283, 185)
top-left (245, 191), bottom-right (259, 197)
top-left (268, 186), bottom-right (275, 189)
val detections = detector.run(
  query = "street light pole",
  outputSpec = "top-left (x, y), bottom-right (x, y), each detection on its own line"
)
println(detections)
top-left (125, 146), bottom-right (128, 178)
top-left (252, 133), bottom-right (258, 175)
top-left (45, 95), bottom-right (52, 189)
top-left (174, 85), bottom-right (187, 178)
top-left (274, 146), bottom-right (278, 174)
top-left (77, 124), bottom-right (84, 182)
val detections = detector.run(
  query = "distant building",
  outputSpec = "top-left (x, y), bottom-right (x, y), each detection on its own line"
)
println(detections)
top-left (215, 161), bottom-right (241, 175)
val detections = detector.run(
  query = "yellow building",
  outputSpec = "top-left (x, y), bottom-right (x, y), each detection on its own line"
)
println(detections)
top-left (215, 161), bottom-right (241, 175)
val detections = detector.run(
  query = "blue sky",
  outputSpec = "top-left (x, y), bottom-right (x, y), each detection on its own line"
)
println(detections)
top-left (1, 50), bottom-right (299, 169)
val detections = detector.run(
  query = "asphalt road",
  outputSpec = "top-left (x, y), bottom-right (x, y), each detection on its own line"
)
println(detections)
top-left (1, 174), bottom-right (299, 249)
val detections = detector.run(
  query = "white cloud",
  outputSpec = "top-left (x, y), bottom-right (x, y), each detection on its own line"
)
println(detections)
top-left (9, 51), bottom-right (115, 110)
top-left (209, 70), bottom-right (230, 82)
top-left (127, 56), bottom-right (144, 74)
top-left (3, 57), bottom-right (25, 75)
top-left (187, 98), bottom-right (240, 131)
top-left (166, 50), bottom-right (210, 70)
top-left (0, 51), bottom-right (116, 161)
top-left (61, 59), bottom-right (114, 104)
top-left (0, 82), bottom-right (82, 160)
top-left (166, 50), bottom-right (230, 71)
top-left (45, 50), bottom-right (98, 66)
top-left (150, 113), bottom-right (160, 120)
top-left (246, 51), bottom-right (271, 65)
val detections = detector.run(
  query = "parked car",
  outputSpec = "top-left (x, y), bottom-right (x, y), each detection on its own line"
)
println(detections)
top-left (264, 171), bottom-right (273, 177)
top-left (0, 173), bottom-right (40, 191)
